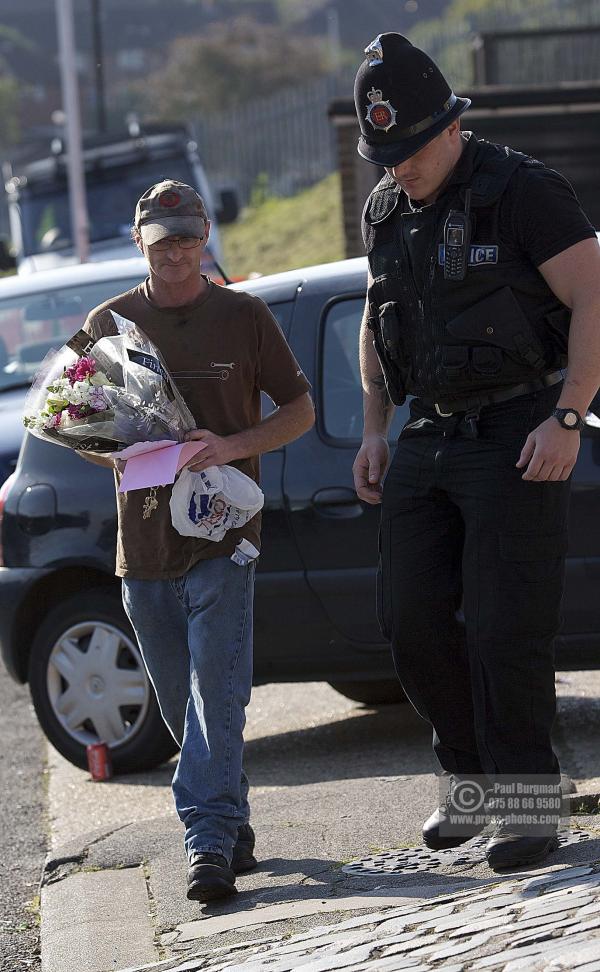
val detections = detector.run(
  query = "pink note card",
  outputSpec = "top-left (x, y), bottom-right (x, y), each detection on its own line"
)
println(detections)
top-left (115, 440), bottom-right (207, 492)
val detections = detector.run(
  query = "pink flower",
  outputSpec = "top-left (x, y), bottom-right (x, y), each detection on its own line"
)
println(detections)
top-left (67, 404), bottom-right (89, 420)
top-left (65, 357), bottom-right (97, 385)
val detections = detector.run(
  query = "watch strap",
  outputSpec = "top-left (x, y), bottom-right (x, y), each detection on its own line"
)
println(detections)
top-left (552, 407), bottom-right (585, 431)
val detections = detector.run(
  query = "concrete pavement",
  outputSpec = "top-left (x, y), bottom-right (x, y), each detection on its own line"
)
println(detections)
top-left (39, 677), bottom-right (600, 972)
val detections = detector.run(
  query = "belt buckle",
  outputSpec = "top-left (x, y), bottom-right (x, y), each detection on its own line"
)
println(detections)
top-left (434, 403), bottom-right (454, 417)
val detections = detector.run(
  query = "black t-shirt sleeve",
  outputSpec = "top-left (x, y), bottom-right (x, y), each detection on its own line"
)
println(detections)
top-left (511, 165), bottom-right (596, 268)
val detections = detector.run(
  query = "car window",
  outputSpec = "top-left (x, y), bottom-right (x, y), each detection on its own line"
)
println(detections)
top-left (321, 297), bottom-right (410, 442)
top-left (21, 159), bottom-right (198, 254)
top-left (0, 276), bottom-right (144, 390)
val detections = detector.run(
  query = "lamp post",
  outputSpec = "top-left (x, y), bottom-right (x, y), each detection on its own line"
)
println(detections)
top-left (55, 0), bottom-right (89, 263)
top-left (327, 7), bottom-right (342, 77)
top-left (91, 0), bottom-right (107, 133)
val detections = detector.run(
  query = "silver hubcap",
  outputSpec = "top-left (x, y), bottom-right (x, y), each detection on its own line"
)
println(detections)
top-left (46, 620), bottom-right (150, 749)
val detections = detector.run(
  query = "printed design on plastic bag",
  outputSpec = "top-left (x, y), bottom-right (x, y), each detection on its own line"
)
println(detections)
top-left (170, 466), bottom-right (264, 543)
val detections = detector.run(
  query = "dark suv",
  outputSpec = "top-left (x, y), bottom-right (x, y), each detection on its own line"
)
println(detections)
top-left (2, 256), bottom-right (600, 774)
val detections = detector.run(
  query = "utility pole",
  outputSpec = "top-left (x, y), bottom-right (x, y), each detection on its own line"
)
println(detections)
top-left (55, 0), bottom-right (90, 263)
top-left (91, 0), bottom-right (107, 133)
top-left (327, 6), bottom-right (342, 77)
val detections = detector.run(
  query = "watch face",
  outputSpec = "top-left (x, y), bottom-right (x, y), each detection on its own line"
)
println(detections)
top-left (564, 411), bottom-right (579, 427)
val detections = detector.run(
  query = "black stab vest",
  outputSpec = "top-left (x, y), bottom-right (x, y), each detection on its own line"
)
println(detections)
top-left (362, 137), bottom-right (570, 406)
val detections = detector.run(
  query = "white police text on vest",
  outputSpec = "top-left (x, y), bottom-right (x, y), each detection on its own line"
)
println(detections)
top-left (438, 244), bottom-right (499, 267)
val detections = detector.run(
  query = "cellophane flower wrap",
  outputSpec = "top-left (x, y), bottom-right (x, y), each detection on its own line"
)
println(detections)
top-left (23, 311), bottom-right (195, 453)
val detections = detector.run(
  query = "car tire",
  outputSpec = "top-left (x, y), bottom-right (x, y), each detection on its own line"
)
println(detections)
top-left (328, 679), bottom-right (407, 705)
top-left (28, 589), bottom-right (178, 774)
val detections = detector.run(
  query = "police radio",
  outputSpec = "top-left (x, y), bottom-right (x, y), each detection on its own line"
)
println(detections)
top-left (443, 189), bottom-right (472, 281)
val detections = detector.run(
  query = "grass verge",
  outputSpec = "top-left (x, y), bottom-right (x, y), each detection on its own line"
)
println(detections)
top-left (221, 172), bottom-right (345, 279)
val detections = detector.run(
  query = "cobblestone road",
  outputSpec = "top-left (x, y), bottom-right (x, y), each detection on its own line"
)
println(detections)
top-left (127, 862), bottom-right (600, 972)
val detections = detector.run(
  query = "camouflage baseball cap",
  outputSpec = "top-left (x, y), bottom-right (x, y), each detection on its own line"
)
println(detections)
top-left (135, 180), bottom-right (208, 245)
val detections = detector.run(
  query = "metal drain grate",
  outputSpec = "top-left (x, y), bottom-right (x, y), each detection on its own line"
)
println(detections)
top-left (342, 828), bottom-right (594, 876)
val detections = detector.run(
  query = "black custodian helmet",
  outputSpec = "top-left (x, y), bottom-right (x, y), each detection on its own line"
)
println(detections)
top-left (354, 32), bottom-right (470, 166)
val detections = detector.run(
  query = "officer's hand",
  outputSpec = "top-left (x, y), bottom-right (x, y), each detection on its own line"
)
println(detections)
top-left (516, 417), bottom-right (581, 481)
top-left (353, 435), bottom-right (390, 504)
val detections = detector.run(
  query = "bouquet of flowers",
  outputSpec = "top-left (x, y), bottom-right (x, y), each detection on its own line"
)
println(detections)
top-left (23, 311), bottom-right (195, 454)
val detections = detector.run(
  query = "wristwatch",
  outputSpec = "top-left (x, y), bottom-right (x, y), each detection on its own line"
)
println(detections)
top-left (552, 407), bottom-right (585, 431)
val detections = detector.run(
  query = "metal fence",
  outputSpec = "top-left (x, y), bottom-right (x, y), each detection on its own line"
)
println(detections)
top-left (193, 69), bottom-right (356, 206)
top-left (411, 0), bottom-right (600, 89)
top-left (193, 1), bottom-right (600, 208)
top-left (473, 26), bottom-right (600, 85)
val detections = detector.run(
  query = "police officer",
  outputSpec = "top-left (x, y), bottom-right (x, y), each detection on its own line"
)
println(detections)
top-left (352, 32), bottom-right (600, 870)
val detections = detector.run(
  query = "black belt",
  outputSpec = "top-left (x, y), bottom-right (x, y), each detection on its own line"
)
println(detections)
top-left (428, 371), bottom-right (563, 417)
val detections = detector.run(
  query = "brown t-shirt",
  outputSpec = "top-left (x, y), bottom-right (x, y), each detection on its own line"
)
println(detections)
top-left (84, 277), bottom-right (310, 579)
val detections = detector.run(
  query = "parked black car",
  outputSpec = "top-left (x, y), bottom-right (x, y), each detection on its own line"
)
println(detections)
top-left (2, 256), bottom-right (600, 773)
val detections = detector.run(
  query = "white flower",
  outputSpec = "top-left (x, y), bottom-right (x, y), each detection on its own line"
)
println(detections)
top-left (24, 414), bottom-right (53, 432)
top-left (45, 391), bottom-right (69, 409)
top-left (67, 381), bottom-right (88, 405)
top-left (47, 377), bottom-right (70, 396)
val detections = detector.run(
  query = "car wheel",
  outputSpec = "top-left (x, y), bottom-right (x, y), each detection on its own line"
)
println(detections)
top-left (329, 679), bottom-right (407, 705)
top-left (28, 589), bottom-right (178, 773)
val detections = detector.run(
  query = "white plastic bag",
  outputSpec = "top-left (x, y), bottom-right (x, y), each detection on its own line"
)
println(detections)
top-left (169, 465), bottom-right (264, 542)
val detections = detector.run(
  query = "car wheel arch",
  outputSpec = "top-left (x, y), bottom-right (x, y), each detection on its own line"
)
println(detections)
top-left (26, 584), bottom-right (177, 772)
top-left (13, 565), bottom-right (118, 682)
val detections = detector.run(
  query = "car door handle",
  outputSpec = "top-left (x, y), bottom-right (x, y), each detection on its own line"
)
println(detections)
top-left (312, 488), bottom-right (363, 519)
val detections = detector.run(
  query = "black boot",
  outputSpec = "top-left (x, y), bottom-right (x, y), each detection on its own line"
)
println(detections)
top-left (232, 822), bottom-right (257, 874)
top-left (187, 853), bottom-right (237, 902)
top-left (423, 775), bottom-right (488, 850)
top-left (485, 821), bottom-right (559, 871)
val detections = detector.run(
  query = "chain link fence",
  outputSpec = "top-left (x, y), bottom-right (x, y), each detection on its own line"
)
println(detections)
top-left (192, 69), bottom-right (356, 206)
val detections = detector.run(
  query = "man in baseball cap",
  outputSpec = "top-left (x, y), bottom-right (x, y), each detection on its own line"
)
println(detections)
top-left (131, 180), bottom-right (211, 301)
top-left (82, 172), bottom-right (315, 904)
top-left (135, 180), bottom-right (208, 245)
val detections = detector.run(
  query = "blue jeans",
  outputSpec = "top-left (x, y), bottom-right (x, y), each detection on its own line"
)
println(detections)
top-left (122, 555), bottom-right (254, 864)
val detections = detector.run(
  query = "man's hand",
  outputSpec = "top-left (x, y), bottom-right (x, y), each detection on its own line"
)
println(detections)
top-left (516, 416), bottom-right (581, 481)
top-left (184, 429), bottom-right (239, 473)
top-left (181, 395), bottom-right (314, 475)
top-left (353, 434), bottom-right (390, 504)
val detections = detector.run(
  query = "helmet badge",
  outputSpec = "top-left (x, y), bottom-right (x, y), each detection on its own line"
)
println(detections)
top-left (365, 87), bottom-right (398, 133)
top-left (364, 34), bottom-right (383, 66)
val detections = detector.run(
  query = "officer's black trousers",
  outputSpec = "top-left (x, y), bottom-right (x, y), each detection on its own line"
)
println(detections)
top-left (379, 385), bottom-right (570, 779)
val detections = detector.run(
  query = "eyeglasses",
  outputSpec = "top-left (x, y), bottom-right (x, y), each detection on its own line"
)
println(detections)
top-left (150, 236), bottom-right (203, 251)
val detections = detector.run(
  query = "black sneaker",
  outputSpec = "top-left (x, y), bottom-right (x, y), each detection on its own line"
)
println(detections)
top-left (485, 821), bottom-right (559, 871)
top-left (232, 822), bottom-right (257, 874)
top-left (187, 852), bottom-right (237, 902)
top-left (422, 775), bottom-right (488, 850)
